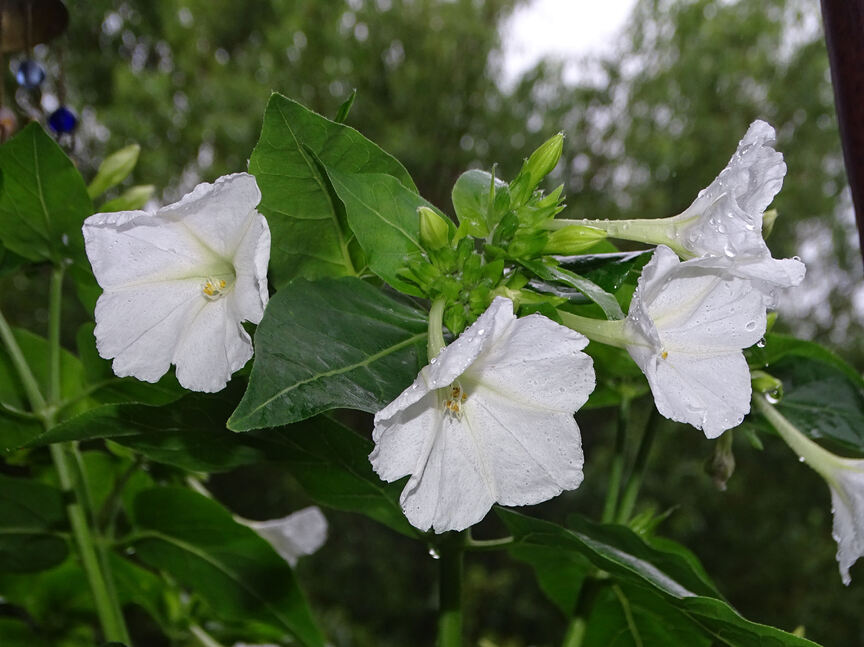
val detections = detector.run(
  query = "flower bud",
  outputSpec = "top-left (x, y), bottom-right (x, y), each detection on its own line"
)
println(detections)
top-left (444, 303), bottom-right (467, 335)
top-left (418, 206), bottom-right (450, 251)
top-left (762, 209), bottom-right (778, 238)
top-left (751, 370), bottom-right (783, 403)
top-left (705, 431), bottom-right (736, 491)
top-left (543, 225), bottom-right (607, 254)
top-left (88, 144), bottom-right (141, 199)
top-left (510, 133), bottom-right (564, 206)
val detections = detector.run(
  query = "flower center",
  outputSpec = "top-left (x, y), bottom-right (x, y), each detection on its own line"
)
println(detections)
top-left (443, 382), bottom-right (468, 418)
top-left (201, 275), bottom-right (234, 300)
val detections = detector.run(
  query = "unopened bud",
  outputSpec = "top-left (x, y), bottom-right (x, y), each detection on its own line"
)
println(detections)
top-left (444, 304), bottom-right (467, 335)
top-left (705, 431), bottom-right (735, 491)
top-left (511, 133), bottom-right (564, 206)
top-left (88, 144), bottom-right (141, 199)
top-left (418, 206), bottom-right (450, 251)
top-left (544, 225), bottom-right (606, 254)
top-left (751, 370), bottom-right (783, 403)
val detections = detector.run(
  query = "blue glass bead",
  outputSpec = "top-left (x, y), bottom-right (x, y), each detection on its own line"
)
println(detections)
top-left (15, 60), bottom-right (46, 89)
top-left (48, 107), bottom-right (77, 134)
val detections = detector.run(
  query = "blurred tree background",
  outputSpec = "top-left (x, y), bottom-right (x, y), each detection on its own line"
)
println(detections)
top-left (3, 0), bottom-right (863, 644)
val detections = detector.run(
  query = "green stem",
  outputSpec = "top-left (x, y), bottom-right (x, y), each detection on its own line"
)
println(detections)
top-left (45, 266), bottom-right (131, 645)
top-left (189, 624), bottom-right (226, 647)
top-left (602, 397), bottom-right (630, 523)
top-left (561, 576), bottom-right (605, 647)
top-left (464, 535), bottom-right (514, 552)
top-left (559, 311), bottom-right (630, 349)
top-left (0, 307), bottom-right (47, 413)
top-left (752, 393), bottom-right (841, 479)
top-left (48, 266), bottom-right (64, 404)
top-left (428, 298), bottom-right (447, 360)
top-left (437, 532), bottom-right (464, 647)
top-left (51, 444), bottom-right (130, 644)
top-left (616, 406), bottom-right (661, 524)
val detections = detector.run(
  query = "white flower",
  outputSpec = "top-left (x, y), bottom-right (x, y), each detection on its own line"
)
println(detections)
top-left (83, 173), bottom-right (270, 393)
top-left (625, 245), bottom-right (766, 438)
top-left (369, 297), bottom-right (594, 533)
top-left (668, 120), bottom-right (805, 292)
top-left (826, 461), bottom-right (864, 585)
top-left (240, 506), bottom-right (328, 567)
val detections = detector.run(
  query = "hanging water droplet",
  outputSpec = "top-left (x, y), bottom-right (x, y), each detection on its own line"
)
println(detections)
top-left (765, 389), bottom-right (781, 404)
top-left (798, 456), bottom-right (806, 463)
top-left (756, 338), bottom-right (766, 348)
top-left (428, 547), bottom-right (440, 560)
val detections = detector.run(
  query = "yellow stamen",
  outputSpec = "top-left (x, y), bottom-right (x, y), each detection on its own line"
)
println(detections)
top-left (661, 351), bottom-right (668, 359)
top-left (202, 278), bottom-right (229, 300)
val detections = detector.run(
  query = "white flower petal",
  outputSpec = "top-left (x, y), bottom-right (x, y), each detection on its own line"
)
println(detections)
top-left (83, 210), bottom-right (218, 288)
top-left (371, 297), bottom-right (594, 533)
top-left (824, 461), bottom-right (864, 585)
top-left (243, 506), bottom-right (328, 567)
top-left (172, 297), bottom-right (253, 392)
top-left (95, 279), bottom-right (203, 383)
top-left (635, 349), bottom-right (752, 438)
top-left (158, 173), bottom-right (263, 259)
top-left (670, 120), bottom-right (803, 291)
top-left (467, 387), bottom-right (584, 505)
top-left (399, 413), bottom-right (496, 533)
top-left (230, 212), bottom-right (271, 323)
top-left (371, 391), bottom-right (440, 483)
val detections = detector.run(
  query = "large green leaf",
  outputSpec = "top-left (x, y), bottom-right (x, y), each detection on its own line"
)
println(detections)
top-left (254, 415), bottom-right (417, 537)
top-left (31, 393), bottom-right (264, 473)
top-left (0, 474), bottom-right (67, 573)
top-left (499, 510), bottom-right (819, 647)
top-left (0, 123), bottom-right (92, 266)
top-left (326, 168), bottom-right (435, 295)
top-left (130, 487), bottom-right (324, 646)
top-left (754, 335), bottom-right (864, 454)
top-left (249, 93), bottom-right (415, 286)
top-left (229, 277), bottom-right (427, 431)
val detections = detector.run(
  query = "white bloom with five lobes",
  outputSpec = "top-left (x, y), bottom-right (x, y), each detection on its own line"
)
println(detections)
top-left (667, 119), bottom-right (804, 292)
top-left (370, 297), bottom-right (595, 533)
top-left (625, 245), bottom-right (766, 438)
top-left (83, 173), bottom-right (270, 393)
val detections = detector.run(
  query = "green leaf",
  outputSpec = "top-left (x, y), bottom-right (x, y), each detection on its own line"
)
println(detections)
top-left (558, 250), bottom-right (652, 294)
top-left (30, 392), bottom-right (265, 473)
top-left (229, 277), bottom-right (427, 431)
top-left (0, 123), bottom-right (92, 266)
top-left (87, 144), bottom-right (140, 199)
top-left (253, 415), bottom-right (418, 537)
top-left (326, 168), bottom-right (436, 295)
top-left (130, 487), bottom-right (324, 646)
top-left (98, 184), bottom-right (155, 212)
top-left (522, 257), bottom-right (625, 320)
top-left (0, 618), bottom-right (52, 647)
top-left (754, 337), bottom-right (864, 455)
top-left (0, 474), bottom-right (68, 573)
top-left (249, 93), bottom-right (415, 286)
top-left (499, 510), bottom-right (820, 647)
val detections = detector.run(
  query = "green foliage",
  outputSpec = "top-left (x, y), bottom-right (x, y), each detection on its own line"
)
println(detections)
top-left (500, 509), bottom-right (819, 646)
top-left (0, 474), bottom-right (67, 573)
top-left (326, 169), bottom-right (431, 296)
top-left (230, 277), bottom-right (427, 431)
top-left (130, 487), bottom-right (325, 646)
top-left (0, 124), bottom-right (91, 267)
top-left (256, 416), bottom-right (418, 538)
top-left (249, 93), bottom-right (415, 286)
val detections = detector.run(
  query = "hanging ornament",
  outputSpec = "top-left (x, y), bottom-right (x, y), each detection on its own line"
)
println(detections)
top-left (14, 59), bottom-right (44, 88)
top-left (48, 105), bottom-right (75, 134)
top-left (0, 1), bottom-right (68, 53)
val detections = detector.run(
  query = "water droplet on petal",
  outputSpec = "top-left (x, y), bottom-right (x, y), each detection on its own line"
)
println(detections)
top-left (745, 320), bottom-right (757, 331)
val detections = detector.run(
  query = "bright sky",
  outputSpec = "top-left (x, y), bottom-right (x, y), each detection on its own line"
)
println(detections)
top-left (501, 0), bottom-right (638, 84)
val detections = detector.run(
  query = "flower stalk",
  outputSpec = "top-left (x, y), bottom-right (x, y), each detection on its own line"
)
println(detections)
top-left (437, 532), bottom-right (464, 647)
